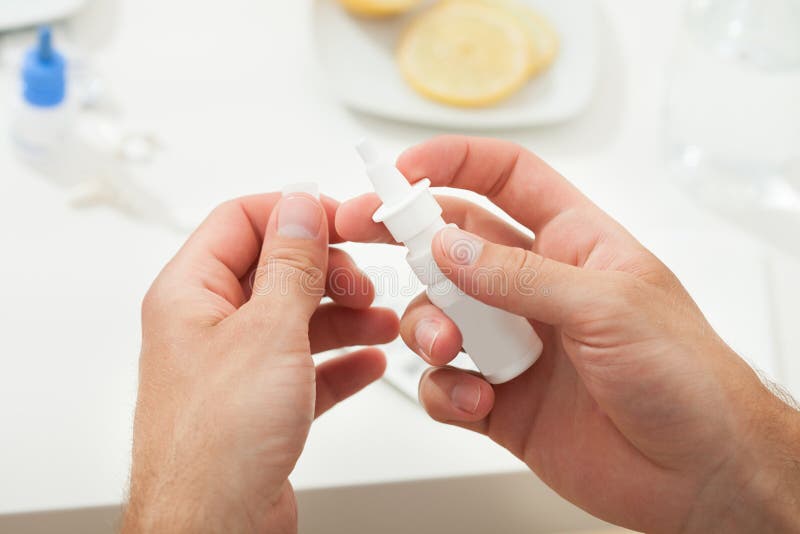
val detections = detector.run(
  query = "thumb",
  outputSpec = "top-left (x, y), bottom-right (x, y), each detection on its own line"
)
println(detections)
top-left (249, 188), bottom-right (329, 322)
top-left (432, 227), bottom-right (598, 325)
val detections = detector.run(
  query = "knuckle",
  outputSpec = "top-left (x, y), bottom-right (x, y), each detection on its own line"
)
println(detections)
top-left (141, 282), bottom-right (168, 322)
top-left (498, 246), bottom-right (532, 277)
top-left (140, 285), bottom-right (159, 316)
top-left (254, 248), bottom-right (324, 297)
top-left (568, 272), bottom-right (645, 324)
top-left (611, 272), bottom-right (648, 309)
top-left (501, 248), bottom-right (546, 296)
top-left (268, 247), bottom-right (319, 272)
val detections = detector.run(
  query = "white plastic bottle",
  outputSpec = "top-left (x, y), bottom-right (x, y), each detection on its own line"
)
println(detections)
top-left (356, 140), bottom-right (543, 384)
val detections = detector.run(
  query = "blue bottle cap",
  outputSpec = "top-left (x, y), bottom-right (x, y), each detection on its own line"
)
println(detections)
top-left (22, 27), bottom-right (66, 108)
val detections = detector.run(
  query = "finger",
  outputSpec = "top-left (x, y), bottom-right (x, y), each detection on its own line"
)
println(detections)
top-left (326, 248), bottom-right (375, 309)
top-left (309, 305), bottom-right (399, 354)
top-left (334, 194), bottom-right (394, 244)
top-left (418, 367), bottom-right (495, 434)
top-left (237, 246), bottom-right (375, 308)
top-left (336, 194), bottom-right (532, 249)
top-left (152, 194), bottom-right (342, 317)
top-left (399, 293), bottom-right (462, 366)
top-left (315, 348), bottom-right (387, 418)
top-left (432, 227), bottom-right (599, 325)
top-left (247, 191), bottom-right (329, 323)
top-left (397, 136), bottom-right (607, 235)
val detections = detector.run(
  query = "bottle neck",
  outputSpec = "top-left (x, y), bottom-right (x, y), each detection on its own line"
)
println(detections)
top-left (404, 218), bottom-right (447, 255)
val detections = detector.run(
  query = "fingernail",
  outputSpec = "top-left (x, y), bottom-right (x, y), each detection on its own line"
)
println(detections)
top-left (282, 182), bottom-right (320, 199)
top-left (414, 319), bottom-right (441, 360)
top-left (278, 193), bottom-right (323, 239)
top-left (451, 382), bottom-right (481, 414)
top-left (440, 228), bottom-right (483, 266)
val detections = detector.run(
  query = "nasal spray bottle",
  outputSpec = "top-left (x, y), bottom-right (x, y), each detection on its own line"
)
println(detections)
top-left (356, 140), bottom-right (543, 384)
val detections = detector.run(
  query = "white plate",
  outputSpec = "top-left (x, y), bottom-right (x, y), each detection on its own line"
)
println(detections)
top-left (313, 0), bottom-right (598, 129)
top-left (0, 0), bottom-right (86, 31)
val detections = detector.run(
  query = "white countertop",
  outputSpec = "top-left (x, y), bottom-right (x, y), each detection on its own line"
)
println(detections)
top-left (0, 0), bottom-right (798, 517)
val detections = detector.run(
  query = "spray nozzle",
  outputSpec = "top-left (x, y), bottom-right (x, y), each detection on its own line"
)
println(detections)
top-left (355, 138), bottom-right (381, 166)
top-left (356, 139), bottom-right (414, 205)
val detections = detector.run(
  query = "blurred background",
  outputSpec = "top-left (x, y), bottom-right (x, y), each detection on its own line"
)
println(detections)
top-left (0, 0), bottom-right (798, 532)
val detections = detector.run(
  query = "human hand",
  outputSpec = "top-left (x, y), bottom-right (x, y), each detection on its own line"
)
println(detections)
top-left (336, 136), bottom-right (800, 533)
top-left (123, 191), bottom-right (399, 533)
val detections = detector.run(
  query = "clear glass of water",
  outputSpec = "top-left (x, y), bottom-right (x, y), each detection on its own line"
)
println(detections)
top-left (666, 0), bottom-right (800, 212)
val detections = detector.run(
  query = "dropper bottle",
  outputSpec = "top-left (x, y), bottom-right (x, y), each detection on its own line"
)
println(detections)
top-left (9, 28), bottom-right (184, 232)
top-left (357, 140), bottom-right (543, 384)
top-left (11, 26), bottom-right (77, 184)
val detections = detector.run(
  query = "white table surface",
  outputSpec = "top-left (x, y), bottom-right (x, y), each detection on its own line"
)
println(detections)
top-left (0, 0), bottom-right (798, 517)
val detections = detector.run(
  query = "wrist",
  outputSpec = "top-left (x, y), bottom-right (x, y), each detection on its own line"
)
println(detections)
top-left (122, 470), bottom-right (280, 533)
top-left (739, 396), bottom-right (800, 531)
top-left (686, 383), bottom-right (800, 533)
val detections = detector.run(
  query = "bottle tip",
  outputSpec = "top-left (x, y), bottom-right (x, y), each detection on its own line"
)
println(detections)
top-left (355, 138), bottom-right (380, 166)
top-left (38, 26), bottom-right (53, 61)
top-left (355, 139), bottom-right (415, 204)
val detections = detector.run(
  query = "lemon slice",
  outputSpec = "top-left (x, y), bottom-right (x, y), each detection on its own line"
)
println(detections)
top-left (517, 4), bottom-right (559, 75)
top-left (445, 0), bottom-right (559, 76)
top-left (397, 2), bottom-right (533, 107)
top-left (339, 0), bottom-right (423, 17)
